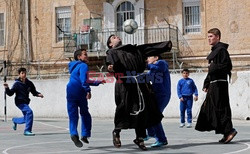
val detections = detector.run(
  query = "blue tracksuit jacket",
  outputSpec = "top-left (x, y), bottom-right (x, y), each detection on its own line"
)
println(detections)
top-left (66, 60), bottom-right (101, 100)
top-left (147, 60), bottom-right (171, 96)
top-left (177, 78), bottom-right (198, 98)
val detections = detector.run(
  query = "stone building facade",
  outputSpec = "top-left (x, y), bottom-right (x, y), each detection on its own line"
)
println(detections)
top-left (0, 0), bottom-right (249, 78)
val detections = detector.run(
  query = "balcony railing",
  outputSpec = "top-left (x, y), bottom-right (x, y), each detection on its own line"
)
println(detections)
top-left (64, 25), bottom-right (179, 56)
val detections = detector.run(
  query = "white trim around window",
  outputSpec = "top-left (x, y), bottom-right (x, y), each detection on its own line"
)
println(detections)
top-left (103, 0), bottom-right (145, 31)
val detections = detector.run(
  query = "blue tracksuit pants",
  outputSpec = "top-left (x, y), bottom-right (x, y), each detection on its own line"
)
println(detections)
top-left (180, 95), bottom-right (193, 124)
top-left (67, 98), bottom-right (91, 137)
top-left (12, 104), bottom-right (33, 132)
top-left (147, 94), bottom-right (170, 142)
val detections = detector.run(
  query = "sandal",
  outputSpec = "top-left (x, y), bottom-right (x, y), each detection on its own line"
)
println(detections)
top-left (112, 131), bottom-right (121, 148)
top-left (133, 138), bottom-right (147, 151)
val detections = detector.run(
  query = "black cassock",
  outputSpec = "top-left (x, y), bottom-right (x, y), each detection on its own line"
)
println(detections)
top-left (195, 42), bottom-right (233, 135)
top-left (106, 41), bottom-right (172, 130)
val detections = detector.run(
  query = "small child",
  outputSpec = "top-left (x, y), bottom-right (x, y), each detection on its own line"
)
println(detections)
top-left (3, 67), bottom-right (44, 136)
top-left (66, 49), bottom-right (105, 148)
top-left (177, 69), bottom-right (198, 128)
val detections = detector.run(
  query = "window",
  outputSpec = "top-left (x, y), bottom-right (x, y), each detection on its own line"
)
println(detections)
top-left (83, 18), bottom-right (102, 31)
top-left (0, 13), bottom-right (4, 46)
top-left (116, 1), bottom-right (135, 31)
top-left (56, 7), bottom-right (71, 42)
top-left (183, 0), bottom-right (201, 34)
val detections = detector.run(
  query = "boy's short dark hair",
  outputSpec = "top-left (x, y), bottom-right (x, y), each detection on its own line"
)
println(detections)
top-left (181, 68), bottom-right (189, 73)
top-left (74, 49), bottom-right (86, 60)
top-left (18, 67), bottom-right (26, 74)
top-left (157, 55), bottom-right (162, 60)
top-left (208, 28), bottom-right (221, 40)
top-left (107, 34), bottom-right (115, 49)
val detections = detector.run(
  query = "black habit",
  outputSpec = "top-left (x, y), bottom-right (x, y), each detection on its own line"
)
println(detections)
top-left (106, 41), bottom-right (172, 130)
top-left (195, 42), bottom-right (233, 135)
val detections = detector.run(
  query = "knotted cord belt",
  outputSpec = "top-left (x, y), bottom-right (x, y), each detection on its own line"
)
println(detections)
top-left (121, 73), bottom-right (146, 115)
top-left (210, 79), bottom-right (227, 83)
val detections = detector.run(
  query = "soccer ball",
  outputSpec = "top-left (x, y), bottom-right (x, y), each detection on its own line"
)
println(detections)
top-left (123, 19), bottom-right (138, 34)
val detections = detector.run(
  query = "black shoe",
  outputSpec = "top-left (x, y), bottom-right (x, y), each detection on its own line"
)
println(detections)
top-left (133, 138), bottom-right (147, 151)
top-left (81, 137), bottom-right (89, 144)
top-left (219, 136), bottom-right (227, 143)
top-left (224, 129), bottom-right (237, 144)
top-left (112, 131), bottom-right (121, 148)
top-left (71, 135), bottom-right (83, 148)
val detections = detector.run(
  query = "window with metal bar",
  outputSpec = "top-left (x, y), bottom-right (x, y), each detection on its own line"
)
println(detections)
top-left (183, 0), bottom-right (201, 34)
top-left (0, 13), bottom-right (4, 46)
top-left (56, 7), bottom-right (71, 42)
top-left (116, 1), bottom-right (135, 31)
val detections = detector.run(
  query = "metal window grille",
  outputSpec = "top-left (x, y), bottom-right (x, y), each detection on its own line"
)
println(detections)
top-left (183, 0), bottom-right (201, 34)
top-left (56, 7), bottom-right (71, 42)
top-left (0, 13), bottom-right (4, 46)
top-left (116, 1), bottom-right (135, 31)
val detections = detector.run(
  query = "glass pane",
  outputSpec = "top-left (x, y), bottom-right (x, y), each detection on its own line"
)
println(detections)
top-left (121, 2), bottom-right (126, 11)
top-left (65, 18), bottom-right (71, 33)
top-left (116, 5), bottom-right (120, 12)
top-left (131, 4), bottom-right (134, 10)
top-left (0, 13), bottom-right (3, 29)
top-left (0, 30), bottom-right (4, 46)
top-left (131, 12), bottom-right (134, 19)
top-left (127, 1), bottom-right (131, 10)
top-left (125, 12), bottom-right (128, 20)
top-left (57, 18), bottom-right (63, 29)
top-left (117, 13), bottom-right (123, 31)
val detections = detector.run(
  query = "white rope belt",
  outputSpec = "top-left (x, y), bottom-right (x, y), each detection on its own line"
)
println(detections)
top-left (210, 79), bottom-right (227, 83)
top-left (121, 73), bottom-right (145, 116)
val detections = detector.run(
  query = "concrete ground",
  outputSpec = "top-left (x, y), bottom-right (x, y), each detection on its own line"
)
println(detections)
top-left (0, 118), bottom-right (249, 154)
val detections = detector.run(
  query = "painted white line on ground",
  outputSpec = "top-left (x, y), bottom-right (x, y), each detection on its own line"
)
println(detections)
top-left (2, 138), bottom-right (249, 154)
top-left (2, 141), bottom-right (71, 154)
top-left (35, 121), bottom-right (69, 130)
top-left (224, 142), bottom-right (250, 154)
top-left (34, 150), bottom-right (83, 154)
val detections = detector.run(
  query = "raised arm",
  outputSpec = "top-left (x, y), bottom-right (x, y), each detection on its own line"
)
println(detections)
top-left (4, 83), bottom-right (16, 96)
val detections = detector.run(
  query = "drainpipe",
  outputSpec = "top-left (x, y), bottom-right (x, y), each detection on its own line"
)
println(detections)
top-left (25, 0), bottom-right (30, 64)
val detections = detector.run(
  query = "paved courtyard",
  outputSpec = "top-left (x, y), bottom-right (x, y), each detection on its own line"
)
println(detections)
top-left (0, 118), bottom-right (250, 154)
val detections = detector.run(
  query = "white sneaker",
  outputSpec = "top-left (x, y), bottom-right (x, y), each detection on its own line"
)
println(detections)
top-left (187, 123), bottom-right (192, 128)
top-left (179, 123), bottom-right (185, 128)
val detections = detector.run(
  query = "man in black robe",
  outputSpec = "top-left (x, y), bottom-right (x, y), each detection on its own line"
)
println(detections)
top-left (106, 34), bottom-right (172, 150)
top-left (195, 28), bottom-right (237, 144)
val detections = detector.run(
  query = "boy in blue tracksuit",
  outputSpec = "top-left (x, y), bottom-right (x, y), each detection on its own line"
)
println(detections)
top-left (144, 55), bottom-right (171, 147)
top-left (3, 67), bottom-right (44, 136)
top-left (177, 68), bottom-right (198, 128)
top-left (66, 49), bottom-right (105, 148)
